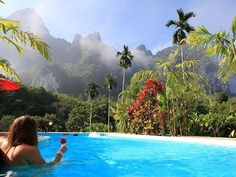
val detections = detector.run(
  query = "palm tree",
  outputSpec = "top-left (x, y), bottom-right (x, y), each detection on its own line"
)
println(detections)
top-left (85, 81), bottom-right (99, 132)
top-left (0, 9), bottom-right (51, 81)
top-left (166, 8), bottom-right (195, 75)
top-left (116, 45), bottom-right (134, 99)
top-left (104, 74), bottom-right (117, 132)
top-left (158, 50), bottom-right (208, 135)
top-left (186, 17), bottom-right (236, 81)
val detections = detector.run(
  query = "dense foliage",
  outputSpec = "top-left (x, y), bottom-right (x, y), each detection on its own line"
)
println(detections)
top-left (1, 3), bottom-right (236, 138)
top-left (0, 87), bottom-right (110, 132)
top-left (127, 78), bottom-right (166, 135)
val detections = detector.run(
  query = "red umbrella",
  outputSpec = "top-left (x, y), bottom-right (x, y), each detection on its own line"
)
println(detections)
top-left (0, 78), bottom-right (21, 91)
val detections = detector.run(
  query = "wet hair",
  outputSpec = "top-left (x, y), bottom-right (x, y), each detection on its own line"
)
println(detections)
top-left (7, 116), bottom-right (38, 147)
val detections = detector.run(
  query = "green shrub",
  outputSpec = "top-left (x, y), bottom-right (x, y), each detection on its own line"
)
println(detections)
top-left (84, 123), bottom-right (107, 132)
top-left (0, 115), bottom-right (15, 131)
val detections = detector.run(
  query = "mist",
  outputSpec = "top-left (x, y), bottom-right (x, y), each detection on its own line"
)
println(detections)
top-left (1, 8), bottom-right (236, 96)
top-left (0, 8), bottom-right (156, 96)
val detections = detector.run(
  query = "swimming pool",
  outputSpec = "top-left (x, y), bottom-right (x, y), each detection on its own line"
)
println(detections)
top-left (6, 133), bottom-right (236, 176)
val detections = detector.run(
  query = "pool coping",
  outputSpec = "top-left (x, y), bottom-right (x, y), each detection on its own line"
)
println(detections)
top-left (2, 132), bottom-right (236, 147)
top-left (105, 133), bottom-right (236, 148)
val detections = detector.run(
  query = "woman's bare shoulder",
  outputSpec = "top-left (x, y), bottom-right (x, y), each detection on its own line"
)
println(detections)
top-left (17, 144), bottom-right (38, 152)
top-left (18, 144), bottom-right (46, 165)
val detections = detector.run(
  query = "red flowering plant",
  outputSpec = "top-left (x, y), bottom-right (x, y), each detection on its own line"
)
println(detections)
top-left (127, 78), bottom-right (166, 135)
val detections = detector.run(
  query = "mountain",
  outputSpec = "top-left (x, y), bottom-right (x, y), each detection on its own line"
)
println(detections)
top-left (8, 8), bottom-right (50, 36)
top-left (0, 9), bottom-right (156, 96)
top-left (1, 8), bottom-right (235, 96)
top-left (155, 45), bottom-right (235, 94)
top-left (136, 45), bottom-right (153, 56)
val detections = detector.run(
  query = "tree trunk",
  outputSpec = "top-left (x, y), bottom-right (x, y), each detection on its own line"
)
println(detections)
top-left (216, 127), bottom-right (220, 137)
top-left (172, 100), bottom-right (177, 136)
top-left (173, 117), bottom-right (176, 136)
top-left (107, 90), bottom-right (111, 132)
top-left (180, 45), bottom-right (185, 80)
top-left (167, 100), bottom-right (170, 134)
top-left (213, 129), bottom-right (217, 137)
top-left (179, 122), bottom-right (183, 136)
top-left (122, 68), bottom-right (126, 101)
top-left (89, 100), bottom-right (93, 132)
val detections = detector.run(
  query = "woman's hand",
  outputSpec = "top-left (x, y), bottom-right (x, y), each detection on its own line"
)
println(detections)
top-left (50, 144), bottom-right (67, 164)
top-left (59, 144), bottom-right (67, 154)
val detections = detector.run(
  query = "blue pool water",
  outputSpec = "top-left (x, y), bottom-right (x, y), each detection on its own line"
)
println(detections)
top-left (4, 133), bottom-right (236, 177)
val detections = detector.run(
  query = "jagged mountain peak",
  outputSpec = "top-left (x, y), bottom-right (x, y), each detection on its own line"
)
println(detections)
top-left (8, 8), bottom-right (50, 36)
top-left (136, 44), bottom-right (147, 51)
top-left (72, 34), bottom-right (82, 45)
top-left (136, 44), bottom-right (153, 56)
top-left (86, 31), bottom-right (101, 42)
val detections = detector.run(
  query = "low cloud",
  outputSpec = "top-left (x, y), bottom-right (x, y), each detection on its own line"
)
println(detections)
top-left (152, 41), bottom-right (172, 55)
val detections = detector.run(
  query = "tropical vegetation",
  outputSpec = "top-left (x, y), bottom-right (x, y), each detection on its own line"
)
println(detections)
top-left (85, 81), bottom-right (100, 132)
top-left (166, 8), bottom-right (195, 76)
top-left (186, 17), bottom-right (236, 81)
top-left (0, 1), bottom-right (50, 81)
top-left (116, 45), bottom-right (134, 97)
top-left (104, 74), bottom-right (117, 132)
top-left (1, 2), bottom-right (236, 138)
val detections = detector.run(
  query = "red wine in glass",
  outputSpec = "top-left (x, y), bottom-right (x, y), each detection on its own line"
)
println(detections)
top-left (60, 138), bottom-right (67, 144)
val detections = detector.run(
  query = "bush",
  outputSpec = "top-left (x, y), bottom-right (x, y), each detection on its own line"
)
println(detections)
top-left (127, 78), bottom-right (166, 135)
top-left (0, 115), bottom-right (15, 131)
top-left (83, 123), bottom-right (107, 132)
top-left (66, 101), bottom-right (90, 131)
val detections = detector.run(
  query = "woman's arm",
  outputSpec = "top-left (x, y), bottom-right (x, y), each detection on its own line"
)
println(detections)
top-left (47, 144), bottom-right (67, 165)
top-left (25, 144), bottom-right (67, 165)
top-left (25, 146), bottom-right (46, 165)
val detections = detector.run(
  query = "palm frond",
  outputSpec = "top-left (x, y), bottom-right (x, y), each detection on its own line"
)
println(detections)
top-left (0, 19), bottom-right (51, 60)
top-left (116, 51), bottom-right (122, 56)
top-left (166, 20), bottom-right (177, 27)
top-left (231, 17), bottom-right (236, 38)
top-left (184, 12), bottom-right (196, 21)
top-left (186, 71), bottom-right (208, 85)
top-left (0, 19), bottom-right (19, 29)
top-left (185, 24), bottom-right (195, 33)
top-left (0, 35), bottom-right (24, 54)
top-left (156, 49), bottom-right (180, 67)
top-left (130, 70), bottom-right (159, 86)
top-left (177, 30), bottom-right (187, 44)
top-left (218, 56), bottom-right (236, 81)
top-left (0, 58), bottom-right (20, 81)
top-left (85, 81), bottom-right (100, 99)
top-left (14, 31), bottom-right (51, 60)
top-left (176, 59), bottom-right (200, 69)
top-left (117, 44), bottom-right (134, 69)
top-left (177, 8), bottom-right (184, 20)
top-left (165, 71), bottom-right (185, 99)
top-left (104, 74), bottom-right (117, 90)
top-left (186, 23), bottom-right (236, 81)
top-left (172, 31), bottom-right (178, 44)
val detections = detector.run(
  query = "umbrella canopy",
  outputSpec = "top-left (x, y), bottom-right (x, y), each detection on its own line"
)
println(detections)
top-left (0, 78), bottom-right (21, 91)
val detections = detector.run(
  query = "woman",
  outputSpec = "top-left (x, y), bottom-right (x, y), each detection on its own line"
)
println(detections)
top-left (0, 115), bottom-right (67, 166)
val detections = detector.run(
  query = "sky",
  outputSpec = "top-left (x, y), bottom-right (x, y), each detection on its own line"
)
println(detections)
top-left (1, 0), bottom-right (236, 53)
